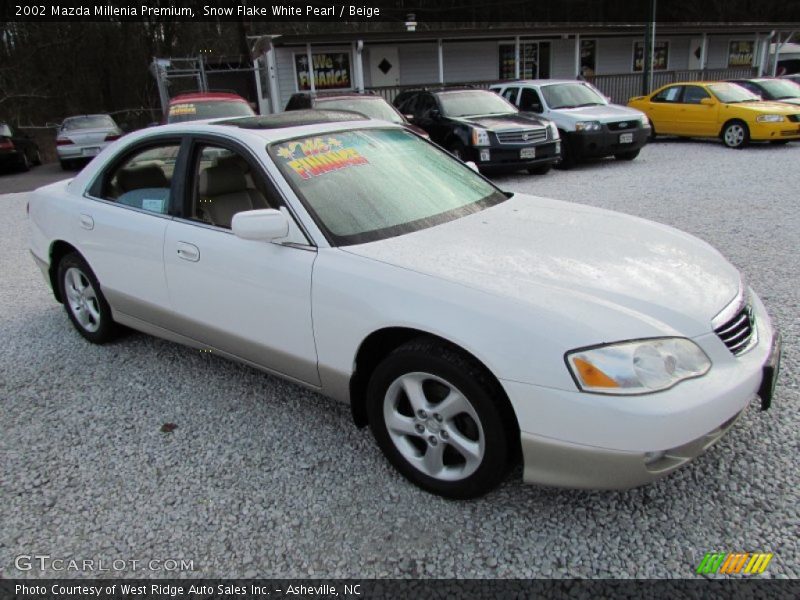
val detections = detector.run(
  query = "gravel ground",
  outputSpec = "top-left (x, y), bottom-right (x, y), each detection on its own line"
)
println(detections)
top-left (1, 139), bottom-right (798, 579)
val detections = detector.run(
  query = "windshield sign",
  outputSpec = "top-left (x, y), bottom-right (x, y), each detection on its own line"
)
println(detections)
top-left (167, 101), bottom-right (255, 123)
top-left (541, 83), bottom-right (606, 109)
top-left (438, 91), bottom-right (517, 118)
top-left (270, 128), bottom-right (505, 245)
top-left (62, 115), bottom-right (116, 130)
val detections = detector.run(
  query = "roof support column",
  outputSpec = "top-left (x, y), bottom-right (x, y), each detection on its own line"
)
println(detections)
top-left (354, 40), bottom-right (365, 92)
top-left (699, 33), bottom-right (708, 72)
top-left (264, 41), bottom-right (281, 113)
top-left (574, 34), bottom-right (581, 78)
top-left (438, 39), bottom-right (444, 84)
top-left (306, 43), bottom-right (316, 93)
top-left (514, 36), bottom-right (521, 79)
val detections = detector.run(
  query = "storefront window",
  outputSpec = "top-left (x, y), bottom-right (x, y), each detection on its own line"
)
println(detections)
top-left (580, 40), bottom-right (597, 77)
top-left (633, 41), bottom-right (669, 72)
top-left (499, 42), bottom-right (550, 80)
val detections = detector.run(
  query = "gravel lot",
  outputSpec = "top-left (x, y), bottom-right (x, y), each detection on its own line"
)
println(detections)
top-left (1, 139), bottom-right (798, 579)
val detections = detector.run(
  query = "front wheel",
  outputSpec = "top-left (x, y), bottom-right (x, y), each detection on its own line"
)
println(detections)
top-left (57, 253), bottom-right (119, 343)
top-left (367, 338), bottom-right (512, 499)
top-left (554, 133), bottom-right (575, 169)
top-left (722, 121), bottom-right (750, 149)
top-left (615, 149), bottom-right (640, 161)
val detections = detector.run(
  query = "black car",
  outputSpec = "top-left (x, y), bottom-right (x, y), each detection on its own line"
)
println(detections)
top-left (285, 91), bottom-right (430, 138)
top-left (728, 78), bottom-right (800, 107)
top-left (0, 123), bottom-right (41, 172)
top-left (393, 88), bottom-right (560, 174)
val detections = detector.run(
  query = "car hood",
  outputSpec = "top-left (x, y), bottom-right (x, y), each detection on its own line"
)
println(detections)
top-left (729, 100), bottom-right (800, 114)
top-left (549, 103), bottom-right (645, 121)
top-left (771, 97), bottom-right (800, 105)
top-left (343, 194), bottom-right (741, 336)
top-left (454, 113), bottom-right (547, 130)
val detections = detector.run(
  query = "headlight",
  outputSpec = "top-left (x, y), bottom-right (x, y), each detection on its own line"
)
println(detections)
top-left (470, 128), bottom-right (491, 146)
top-left (547, 122), bottom-right (559, 139)
top-left (575, 121), bottom-right (602, 132)
top-left (756, 114), bottom-right (785, 123)
top-left (566, 338), bottom-right (711, 395)
top-left (640, 115), bottom-right (651, 127)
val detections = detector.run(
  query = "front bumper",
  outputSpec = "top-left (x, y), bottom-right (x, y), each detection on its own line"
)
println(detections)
top-left (567, 126), bottom-right (650, 158)
top-left (750, 121), bottom-right (800, 141)
top-left (468, 140), bottom-right (561, 170)
top-left (503, 292), bottom-right (776, 489)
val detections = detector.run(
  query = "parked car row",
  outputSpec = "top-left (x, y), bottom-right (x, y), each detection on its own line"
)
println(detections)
top-left (0, 122), bottom-right (42, 172)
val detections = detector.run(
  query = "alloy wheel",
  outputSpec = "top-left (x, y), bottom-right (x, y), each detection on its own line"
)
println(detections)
top-left (383, 371), bottom-right (485, 481)
top-left (64, 267), bottom-right (102, 333)
top-left (724, 124), bottom-right (745, 148)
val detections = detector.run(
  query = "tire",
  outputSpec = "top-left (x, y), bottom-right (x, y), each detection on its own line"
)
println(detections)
top-left (18, 152), bottom-right (31, 172)
top-left (57, 253), bottom-right (119, 344)
top-left (527, 164), bottom-right (552, 175)
top-left (447, 140), bottom-right (467, 162)
top-left (32, 149), bottom-right (42, 166)
top-left (649, 124), bottom-right (657, 140)
top-left (366, 338), bottom-right (512, 499)
top-left (554, 132), bottom-right (575, 169)
top-left (721, 120), bottom-right (750, 149)
top-left (615, 149), bottom-right (640, 161)
top-left (60, 159), bottom-right (71, 171)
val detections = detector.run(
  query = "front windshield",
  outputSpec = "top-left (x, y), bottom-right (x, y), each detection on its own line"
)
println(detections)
top-left (757, 79), bottom-right (800, 99)
top-left (540, 83), bottom-right (607, 109)
top-left (167, 100), bottom-right (255, 123)
top-left (438, 91), bottom-right (517, 117)
top-left (62, 115), bottom-right (116, 130)
top-left (707, 83), bottom-right (761, 103)
top-left (316, 98), bottom-right (404, 124)
top-left (270, 128), bottom-right (506, 245)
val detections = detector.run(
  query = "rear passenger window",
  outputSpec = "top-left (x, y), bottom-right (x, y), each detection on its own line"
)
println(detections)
top-left (103, 144), bottom-right (180, 214)
top-left (189, 145), bottom-right (276, 229)
top-left (652, 86), bottom-right (682, 103)
top-left (502, 87), bottom-right (519, 103)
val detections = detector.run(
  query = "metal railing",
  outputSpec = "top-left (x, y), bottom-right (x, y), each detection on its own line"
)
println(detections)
top-left (587, 67), bottom-right (758, 103)
top-left (366, 68), bottom-right (758, 106)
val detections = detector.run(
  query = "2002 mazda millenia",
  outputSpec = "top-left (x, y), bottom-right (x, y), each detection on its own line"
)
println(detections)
top-left (28, 110), bottom-right (781, 498)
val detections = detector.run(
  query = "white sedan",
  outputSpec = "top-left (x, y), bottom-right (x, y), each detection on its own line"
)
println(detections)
top-left (28, 111), bottom-right (781, 498)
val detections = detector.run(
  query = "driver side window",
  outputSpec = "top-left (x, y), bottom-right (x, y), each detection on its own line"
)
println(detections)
top-left (519, 88), bottom-right (543, 112)
top-left (415, 94), bottom-right (438, 119)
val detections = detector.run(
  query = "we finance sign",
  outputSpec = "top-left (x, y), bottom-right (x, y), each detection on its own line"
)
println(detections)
top-left (295, 52), bottom-right (352, 90)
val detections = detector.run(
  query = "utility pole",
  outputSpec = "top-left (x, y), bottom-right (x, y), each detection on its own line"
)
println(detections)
top-left (642, 0), bottom-right (657, 95)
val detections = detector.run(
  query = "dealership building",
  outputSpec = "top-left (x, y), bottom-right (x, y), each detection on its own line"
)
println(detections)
top-left (153, 24), bottom-right (797, 114)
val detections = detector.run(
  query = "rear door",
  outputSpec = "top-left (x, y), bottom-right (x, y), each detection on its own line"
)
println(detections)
top-left (645, 85), bottom-right (684, 134)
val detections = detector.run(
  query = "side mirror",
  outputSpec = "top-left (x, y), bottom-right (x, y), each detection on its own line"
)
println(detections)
top-left (404, 114), bottom-right (414, 121)
top-left (465, 161), bottom-right (480, 173)
top-left (429, 109), bottom-right (441, 120)
top-left (700, 97), bottom-right (715, 106)
top-left (527, 103), bottom-right (543, 113)
top-left (231, 209), bottom-right (289, 242)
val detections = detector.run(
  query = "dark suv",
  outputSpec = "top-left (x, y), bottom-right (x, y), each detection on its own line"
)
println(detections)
top-left (393, 88), bottom-right (560, 174)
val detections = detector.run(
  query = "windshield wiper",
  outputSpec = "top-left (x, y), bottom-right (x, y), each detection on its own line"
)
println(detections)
top-left (573, 102), bottom-right (604, 107)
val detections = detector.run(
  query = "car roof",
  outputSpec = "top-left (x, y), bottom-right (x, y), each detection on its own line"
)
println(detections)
top-left (169, 92), bottom-right (248, 104)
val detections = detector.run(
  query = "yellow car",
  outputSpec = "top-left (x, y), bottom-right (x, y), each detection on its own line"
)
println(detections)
top-left (628, 81), bottom-right (800, 148)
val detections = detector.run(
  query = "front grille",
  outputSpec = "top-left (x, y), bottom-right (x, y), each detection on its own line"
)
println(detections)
top-left (496, 128), bottom-right (548, 144)
top-left (786, 114), bottom-right (799, 123)
top-left (607, 120), bottom-right (638, 131)
top-left (714, 305), bottom-right (756, 355)
top-left (780, 130), bottom-right (800, 137)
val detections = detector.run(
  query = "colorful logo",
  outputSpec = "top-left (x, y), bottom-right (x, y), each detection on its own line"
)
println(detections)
top-left (696, 552), bottom-right (773, 575)
top-left (276, 136), bottom-right (369, 180)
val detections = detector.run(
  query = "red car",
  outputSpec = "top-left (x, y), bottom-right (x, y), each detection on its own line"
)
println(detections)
top-left (165, 92), bottom-right (256, 124)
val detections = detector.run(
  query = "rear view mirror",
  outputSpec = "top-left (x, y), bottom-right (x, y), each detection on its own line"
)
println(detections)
top-left (232, 209), bottom-right (289, 242)
top-left (465, 161), bottom-right (480, 173)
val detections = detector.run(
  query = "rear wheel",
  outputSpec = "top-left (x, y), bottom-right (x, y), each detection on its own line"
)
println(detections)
top-left (18, 152), bottom-right (31, 172)
top-left (32, 149), bottom-right (42, 166)
top-left (615, 149), bottom-right (640, 161)
top-left (57, 253), bottom-right (119, 344)
top-left (367, 338), bottom-right (512, 499)
top-left (721, 120), bottom-right (750, 149)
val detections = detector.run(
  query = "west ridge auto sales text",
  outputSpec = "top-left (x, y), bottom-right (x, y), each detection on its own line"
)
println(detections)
top-left (17, 584), bottom-right (361, 597)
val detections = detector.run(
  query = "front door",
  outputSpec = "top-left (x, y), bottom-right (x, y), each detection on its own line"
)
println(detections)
top-left (675, 85), bottom-right (718, 137)
top-left (163, 139), bottom-right (320, 385)
top-left (369, 46), bottom-right (400, 88)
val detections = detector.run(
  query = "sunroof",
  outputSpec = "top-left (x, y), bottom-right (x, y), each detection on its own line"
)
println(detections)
top-left (216, 109), bottom-right (368, 129)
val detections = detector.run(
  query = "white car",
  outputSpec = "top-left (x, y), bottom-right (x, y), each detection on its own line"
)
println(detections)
top-left (28, 111), bottom-right (780, 498)
top-left (490, 80), bottom-right (651, 167)
top-left (56, 114), bottom-right (123, 170)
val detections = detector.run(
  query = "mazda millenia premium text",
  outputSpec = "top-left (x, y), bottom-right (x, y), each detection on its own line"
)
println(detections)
top-left (28, 110), bottom-right (781, 498)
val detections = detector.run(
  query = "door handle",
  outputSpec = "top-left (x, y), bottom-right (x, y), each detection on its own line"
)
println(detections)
top-left (176, 241), bottom-right (200, 262)
top-left (79, 214), bottom-right (94, 230)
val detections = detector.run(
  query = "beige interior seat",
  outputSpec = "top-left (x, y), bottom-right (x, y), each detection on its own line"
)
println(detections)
top-left (198, 162), bottom-right (268, 228)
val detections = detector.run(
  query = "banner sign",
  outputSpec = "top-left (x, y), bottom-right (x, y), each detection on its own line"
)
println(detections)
top-left (728, 41), bottom-right (755, 67)
top-left (295, 53), bottom-right (352, 91)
